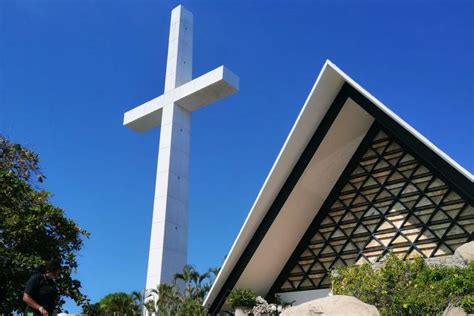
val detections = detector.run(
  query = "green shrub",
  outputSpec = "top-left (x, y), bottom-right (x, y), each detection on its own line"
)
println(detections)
top-left (331, 254), bottom-right (473, 315)
top-left (460, 294), bottom-right (473, 314)
top-left (226, 288), bottom-right (257, 309)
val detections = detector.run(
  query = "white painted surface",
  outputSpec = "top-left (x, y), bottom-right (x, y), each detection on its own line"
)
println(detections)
top-left (205, 62), bottom-right (348, 307)
top-left (122, 5), bottom-right (239, 291)
top-left (148, 103), bottom-right (190, 287)
top-left (165, 5), bottom-right (193, 93)
top-left (124, 66), bottom-right (239, 132)
top-left (234, 99), bottom-right (373, 295)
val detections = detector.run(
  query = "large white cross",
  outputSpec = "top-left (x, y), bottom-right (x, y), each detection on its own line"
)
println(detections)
top-left (123, 5), bottom-right (239, 290)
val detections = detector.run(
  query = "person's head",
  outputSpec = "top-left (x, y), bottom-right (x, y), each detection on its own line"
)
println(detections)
top-left (44, 258), bottom-right (62, 279)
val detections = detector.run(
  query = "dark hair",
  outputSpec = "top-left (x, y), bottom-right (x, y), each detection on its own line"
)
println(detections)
top-left (44, 258), bottom-right (62, 272)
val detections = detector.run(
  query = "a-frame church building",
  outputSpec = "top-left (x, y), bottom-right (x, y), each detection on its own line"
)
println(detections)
top-left (204, 61), bottom-right (474, 314)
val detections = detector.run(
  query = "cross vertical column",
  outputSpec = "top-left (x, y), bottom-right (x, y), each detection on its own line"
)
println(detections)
top-left (146, 5), bottom-right (193, 290)
top-left (164, 5), bottom-right (193, 92)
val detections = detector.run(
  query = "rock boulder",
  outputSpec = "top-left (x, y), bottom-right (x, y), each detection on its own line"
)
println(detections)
top-left (280, 295), bottom-right (379, 316)
top-left (455, 241), bottom-right (474, 263)
top-left (443, 305), bottom-right (467, 316)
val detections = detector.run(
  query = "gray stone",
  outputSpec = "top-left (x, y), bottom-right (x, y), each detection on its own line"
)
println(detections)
top-left (280, 295), bottom-right (379, 316)
top-left (234, 307), bottom-right (249, 316)
top-left (455, 241), bottom-right (474, 263)
top-left (443, 305), bottom-right (467, 316)
top-left (425, 253), bottom-right (467, 268)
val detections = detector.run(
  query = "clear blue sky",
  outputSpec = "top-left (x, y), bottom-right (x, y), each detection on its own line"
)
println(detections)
top-left (1, 0), bottom-right (472, 312)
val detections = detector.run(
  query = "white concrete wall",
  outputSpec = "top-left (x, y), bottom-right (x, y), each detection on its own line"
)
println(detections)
top-left (146, 103), bottom-right (190, 288)
top-left (164, 5), bottom-right (193, 92)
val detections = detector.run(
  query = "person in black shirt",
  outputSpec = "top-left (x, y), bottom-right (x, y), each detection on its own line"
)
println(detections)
top-left (23, 259), bottom-right (61, 316)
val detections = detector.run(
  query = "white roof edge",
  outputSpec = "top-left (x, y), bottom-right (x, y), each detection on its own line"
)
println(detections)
top-left (205, 60), bottom-right (473, 308)
top-left (325, 60), bottom-right (474, 182)
top-left (204, 60), bottom-right (335, 307)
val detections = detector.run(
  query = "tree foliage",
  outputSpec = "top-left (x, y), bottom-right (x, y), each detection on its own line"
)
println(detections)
top-left (331, 253), bottom-right (474, 315)
top-left (0, 135), bottom-right (89, 313)
top-left (99, 292), bottom-right (141, 315)
top-left (83, 292), bottom-right (141, 316)
top-left (82, 302), bottom-right (103, 315)
top-left (82, 265), bottom-right (218, 315)
top-left (145, 264), bottom-right (218, 315)
top-left (226, 288), bottom-right (257, 309)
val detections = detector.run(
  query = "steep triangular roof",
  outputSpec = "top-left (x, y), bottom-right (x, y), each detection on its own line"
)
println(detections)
top-left (205, 61), bottom-right (473, 314)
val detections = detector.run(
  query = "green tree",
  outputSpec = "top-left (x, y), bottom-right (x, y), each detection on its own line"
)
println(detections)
top-left (99, 292), bottom-right (140, 315)
top-left (173, 264), bottom-right (220, 301)
top-left (82, 302), bottom-right (103, 315)
top-left (145, 265), bottom-right (217, 315)
top-left (0, 135), bottom-right (89, 313)
top-left (147, 283), bottom-right (183, 315)
top-left (131, 289), bottom-right (147, 311)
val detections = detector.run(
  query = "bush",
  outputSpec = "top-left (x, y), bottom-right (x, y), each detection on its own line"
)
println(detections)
top-left (331, 254), bottom-right (473, 315)
top-left (226, 288), bottom-right (257, 309)
top-left (461, 294), bottom-right (474, 313)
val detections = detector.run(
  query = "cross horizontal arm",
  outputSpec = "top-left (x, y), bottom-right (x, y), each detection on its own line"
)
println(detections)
top-left (124, 66), bottom-right (239, 132)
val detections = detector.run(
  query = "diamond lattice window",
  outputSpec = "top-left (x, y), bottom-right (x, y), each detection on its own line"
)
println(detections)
top-left (278, 128), bottom-right (473, 292)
